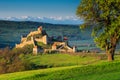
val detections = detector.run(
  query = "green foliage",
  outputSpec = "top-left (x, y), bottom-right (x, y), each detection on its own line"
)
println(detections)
top-left (77, 0), bottom-right (120, 60)
top-left (0, 47), bottom-right (46, 74)
top-left (0, 47), bottom-right (26, 74)
top-left (37, 42), bottom-right (51, 49)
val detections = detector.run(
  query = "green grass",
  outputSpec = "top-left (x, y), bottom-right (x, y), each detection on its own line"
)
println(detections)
top-left (0, 61), bottom-right (120, 80)
top-left (0, 54), bottom-right (120, 80)
top-left (24, 53), bottom-right (99, 68)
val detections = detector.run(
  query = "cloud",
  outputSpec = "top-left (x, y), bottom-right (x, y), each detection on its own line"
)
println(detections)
top-left (0, 16), bottom-right (83, 25)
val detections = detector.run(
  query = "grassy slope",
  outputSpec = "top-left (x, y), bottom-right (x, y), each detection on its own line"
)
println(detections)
top-left (0, 62), bottom-right (120, 80)
top-left (0, 54), bottom-right (120, 80)
top-left (23, 53), bottom-right (100, 67)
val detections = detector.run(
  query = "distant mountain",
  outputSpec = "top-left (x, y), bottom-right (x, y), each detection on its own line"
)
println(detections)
top-left (0, 16), bottom-right (83, 25)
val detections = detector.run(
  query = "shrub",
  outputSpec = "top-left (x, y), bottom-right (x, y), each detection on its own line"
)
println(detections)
top-left (0, 47), bottom-right (26, 74)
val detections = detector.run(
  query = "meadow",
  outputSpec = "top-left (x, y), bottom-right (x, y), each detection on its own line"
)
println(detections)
top-left (0, 53), bottom-right (120, 80)
top-left (23, 53), bottom-right (100, 68)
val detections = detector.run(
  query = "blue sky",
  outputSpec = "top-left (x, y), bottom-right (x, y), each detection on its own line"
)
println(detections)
top-left (0, 0), bottom-right (81, 18)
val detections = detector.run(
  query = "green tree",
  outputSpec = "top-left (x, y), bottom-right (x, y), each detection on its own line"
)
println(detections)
top-left (76, 0), bottom-right (120, 61)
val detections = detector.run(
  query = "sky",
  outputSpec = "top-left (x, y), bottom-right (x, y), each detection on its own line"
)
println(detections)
top-left (0, 0), bottom-right (81, 18)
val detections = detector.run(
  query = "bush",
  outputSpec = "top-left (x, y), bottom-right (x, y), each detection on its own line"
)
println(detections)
top-left (0, 47), bottom-right (25, 74)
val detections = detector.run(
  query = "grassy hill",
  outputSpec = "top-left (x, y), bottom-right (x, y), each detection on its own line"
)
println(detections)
top-left (0, 54), bottom-right (120, 80)
top-left (0, 53), bottom-right (120, 80)
top-left (23, 53), bottom-right (99, 68)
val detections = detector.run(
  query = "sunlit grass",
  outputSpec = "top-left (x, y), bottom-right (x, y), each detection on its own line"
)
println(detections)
top-left (0, 60), bottom-right (120, 80)
top-left (0, 53), bottom-right (120, 80)
top-left (24, 53), bottom-right (99, 67)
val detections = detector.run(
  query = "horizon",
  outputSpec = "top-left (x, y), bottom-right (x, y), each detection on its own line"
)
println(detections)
top-left (0, 0), bottom-right (82, 24)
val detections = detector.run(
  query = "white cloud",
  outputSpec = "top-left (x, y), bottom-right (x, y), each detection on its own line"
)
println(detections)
top-left (0, 16), bottom-right (83, 25)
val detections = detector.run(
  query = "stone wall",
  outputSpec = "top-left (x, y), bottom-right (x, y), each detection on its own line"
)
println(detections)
top-left (16, 37), bottom-right (35, 48)
top-left (51, 42), bottom-right (76, 53)
top-left (16, 40), bottom-right (34, 48)
top-left (21, 37), bottom-right (27, 43)
top-left (35, 35), bottom-right (47, 44)
top-left (27, 31), bottom-right (41, 37)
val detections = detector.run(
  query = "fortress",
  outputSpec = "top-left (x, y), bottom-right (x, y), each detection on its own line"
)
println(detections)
top-left (16, 26), bottom-right (76, 55)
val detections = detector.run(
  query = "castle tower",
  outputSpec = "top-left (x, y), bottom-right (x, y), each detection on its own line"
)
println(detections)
top-left (73, 46), bottom-right (76, 53)
top-left (31, 36), bottom-right (36, 46)
top-left (33, 46), bottom-right (38, 55)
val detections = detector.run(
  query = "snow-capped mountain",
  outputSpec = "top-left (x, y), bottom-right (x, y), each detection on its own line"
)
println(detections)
top-left (0, 16), bottom-right (83, 25)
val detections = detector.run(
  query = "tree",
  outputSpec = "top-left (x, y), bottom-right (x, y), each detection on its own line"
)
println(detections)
top-left (76, 0), bottom-right (120, 61)
top-left (0, 47), bottom-right (25, 74)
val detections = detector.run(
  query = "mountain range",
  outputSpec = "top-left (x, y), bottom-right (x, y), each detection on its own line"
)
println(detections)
top-left (0, 16), bottom-right (83, 25)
